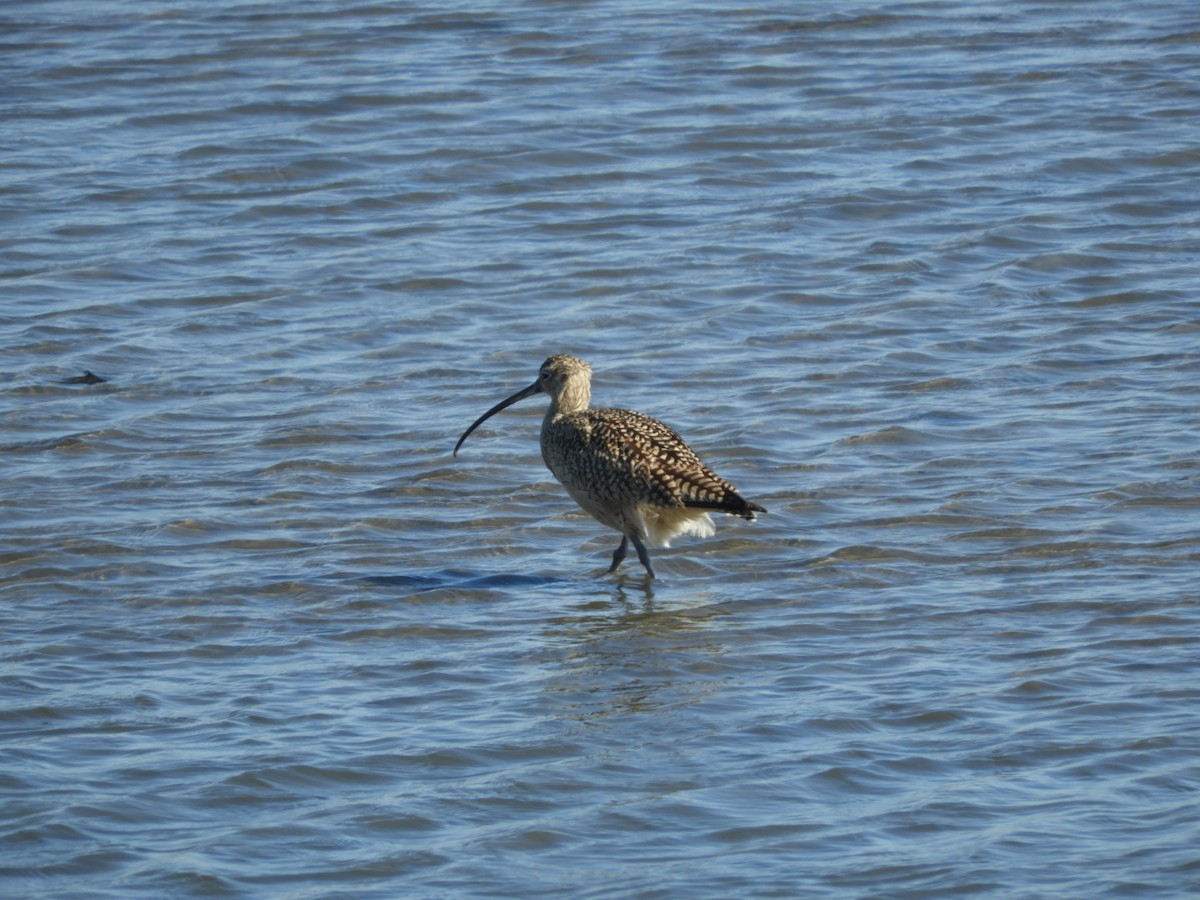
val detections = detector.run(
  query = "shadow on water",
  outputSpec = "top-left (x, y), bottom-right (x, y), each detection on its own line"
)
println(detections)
top-left (359, 563), bottom-right (773, 626)
top-left (355, 568), bottom-right (745, 642)
top-left (362, 569), bottom-right (580, 592)
top-left (360, 551), bottom-right (673, 595)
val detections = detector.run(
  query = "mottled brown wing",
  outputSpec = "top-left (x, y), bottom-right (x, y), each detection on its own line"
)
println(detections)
top-left (562, 408), bottom-right (763, 518)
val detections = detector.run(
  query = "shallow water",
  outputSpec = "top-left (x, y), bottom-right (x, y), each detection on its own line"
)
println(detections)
top-left (3, 1), bottom-right (1200, 896)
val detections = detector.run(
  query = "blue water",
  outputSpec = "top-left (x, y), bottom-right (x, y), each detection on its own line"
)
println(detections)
top-left (3, 1), bottom-right (1200, 896)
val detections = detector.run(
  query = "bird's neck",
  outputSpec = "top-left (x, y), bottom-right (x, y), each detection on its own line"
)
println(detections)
top-left (549, 377), bottom-right (591, 417)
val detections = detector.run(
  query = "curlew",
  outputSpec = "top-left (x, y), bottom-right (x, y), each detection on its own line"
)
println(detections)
top-left (453, 354), bottom-right (765, 578)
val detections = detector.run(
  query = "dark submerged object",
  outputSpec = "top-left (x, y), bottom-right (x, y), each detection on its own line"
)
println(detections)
top-left (62, 370), bottom-right (107, 385)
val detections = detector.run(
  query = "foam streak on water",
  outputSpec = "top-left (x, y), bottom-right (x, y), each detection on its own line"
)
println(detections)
top-left (3, 1), bottom-right (1200, 896)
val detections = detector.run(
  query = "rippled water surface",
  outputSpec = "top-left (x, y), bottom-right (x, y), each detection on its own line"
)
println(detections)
top-left (4, 1), bottom-right (1200, 896)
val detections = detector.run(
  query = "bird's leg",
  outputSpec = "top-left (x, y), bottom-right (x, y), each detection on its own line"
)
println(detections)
top-left (629, 532), bottom-right (656, 579)
top-left (607, 536), bottom-right (629, 573)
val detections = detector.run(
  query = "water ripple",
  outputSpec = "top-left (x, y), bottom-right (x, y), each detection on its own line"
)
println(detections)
top-left (4, 0), bottom-right (1200, 897)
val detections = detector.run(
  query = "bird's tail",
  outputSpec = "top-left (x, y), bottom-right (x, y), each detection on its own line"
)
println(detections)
top-left (684, 492), bottom-right (765, 521)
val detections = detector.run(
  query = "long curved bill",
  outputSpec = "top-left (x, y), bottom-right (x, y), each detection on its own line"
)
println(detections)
top-left (453, 379), bottom-right (543, 456)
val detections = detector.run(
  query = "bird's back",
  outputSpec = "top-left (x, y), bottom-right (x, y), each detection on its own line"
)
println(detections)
top-left (541, 407), bottom-right (761, 519)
